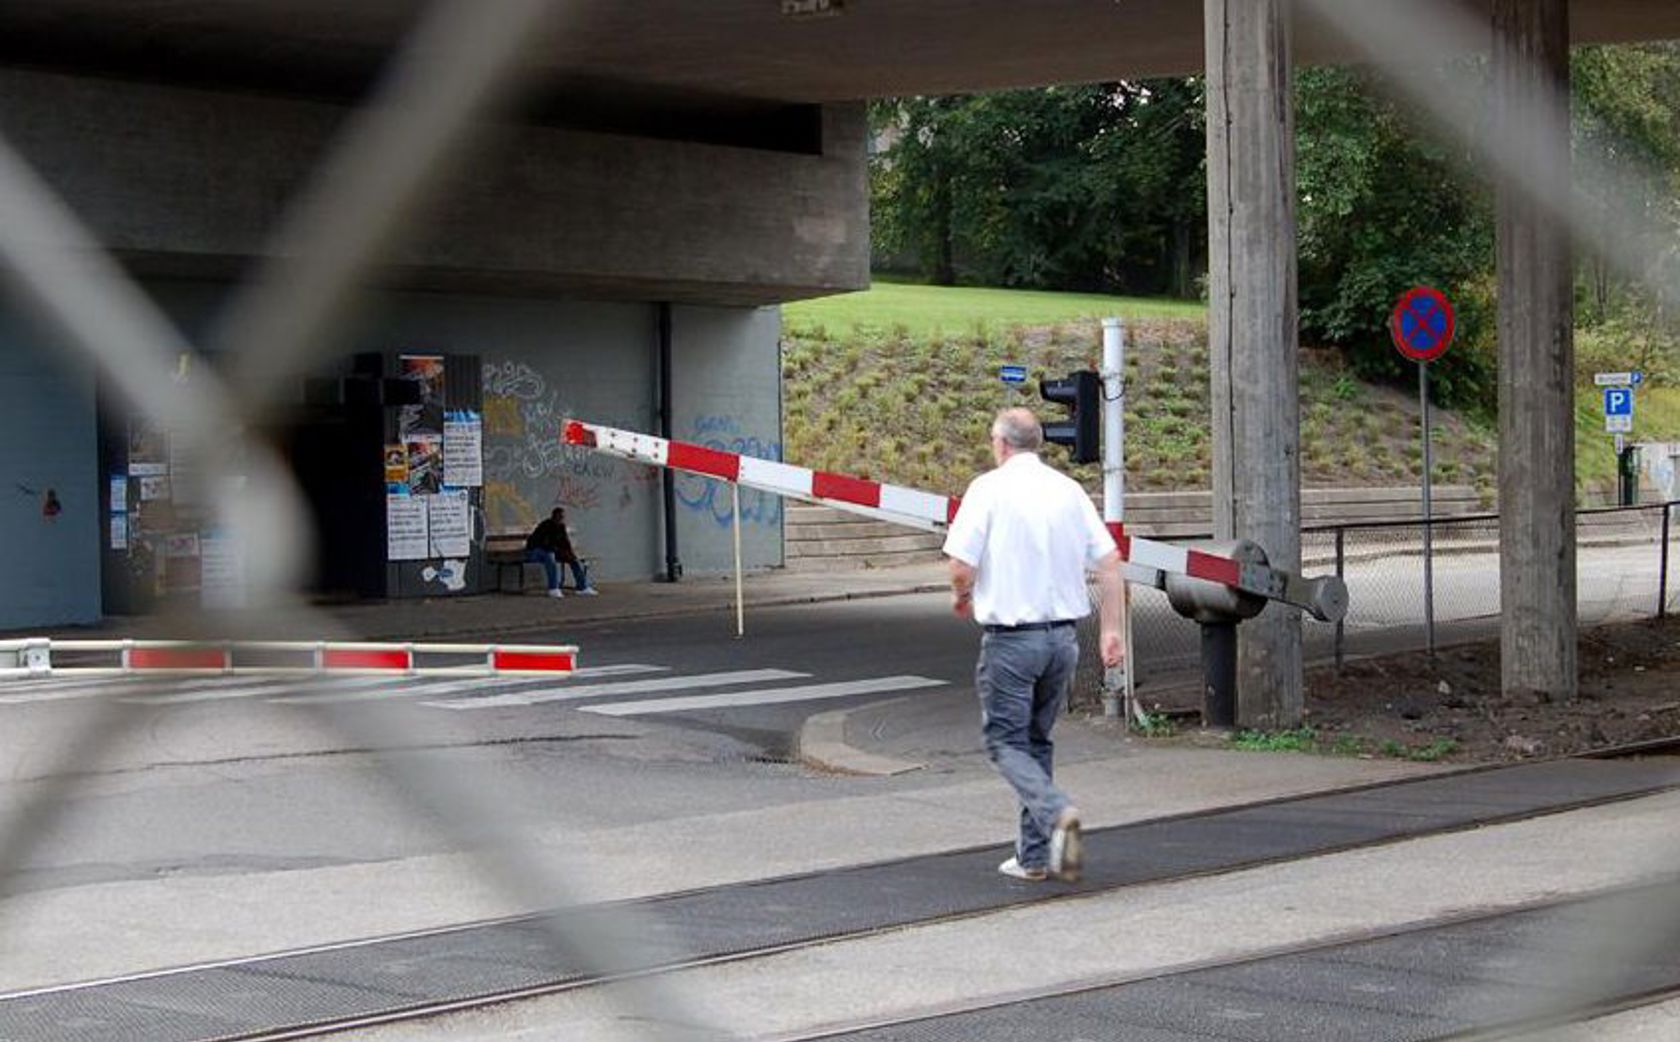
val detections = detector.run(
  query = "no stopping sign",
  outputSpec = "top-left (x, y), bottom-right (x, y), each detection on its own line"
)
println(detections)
top-left (1390, 286), bottom-right (1455, 363)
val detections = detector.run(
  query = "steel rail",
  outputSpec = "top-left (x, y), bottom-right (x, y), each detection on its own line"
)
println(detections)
top-left (759, 876), bottom-right (1680, 1042)
top-left (21, 746), bottom-right (1679, 1042)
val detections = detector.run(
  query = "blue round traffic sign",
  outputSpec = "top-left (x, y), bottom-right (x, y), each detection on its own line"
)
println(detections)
top-left (1390, 286), bottom-right (1455, 363)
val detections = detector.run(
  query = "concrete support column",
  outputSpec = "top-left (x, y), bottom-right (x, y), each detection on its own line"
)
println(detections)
top-left (1204, 0), bottom-right (1302, 729)
top-left (1494, 0), bottom-right (1576, 701)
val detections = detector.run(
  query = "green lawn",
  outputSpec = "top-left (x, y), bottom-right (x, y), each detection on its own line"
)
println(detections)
top-left (784, 281), bottom-right (1205, 338)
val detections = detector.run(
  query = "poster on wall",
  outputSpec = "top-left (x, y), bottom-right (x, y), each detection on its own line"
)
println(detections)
top-left (128, 462), bottom-right (167, 477)
top-left (110, 514), bottom-right (128, 550)
top-left (200, 532), bottom-right (246, 609)
top-left (442, 410), bottom-right (483, 487)
top-left (383, 443), bottom-right (409, 491)
top-left (405, 434), bottom-right (443, 494)
top-left (110, 477), bottom-right (128, 513)
top-left (398, 354), bottom-right (446, 436)
top-left (427, 490), bottom-right (471, 558)
top-left (386, 495), bottom-right (429, 560)
top-left (139, 475), bottom-right (172, 501)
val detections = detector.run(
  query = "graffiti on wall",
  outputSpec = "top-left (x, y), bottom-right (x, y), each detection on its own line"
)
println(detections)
top-left (674, 414), bottom-right (784, 529)
top-left (480, 360), bottom-right (653, 533)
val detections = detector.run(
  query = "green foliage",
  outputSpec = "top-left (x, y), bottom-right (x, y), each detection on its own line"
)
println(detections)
top-left (1133, 712), bottom-right (1178, 738)
top-left (870, 81), bottom-right (1206, 296)
top-left (1232, 727), bottom-right (1318, 753)
top-left (1295, 66), bottom-right (1496, 412)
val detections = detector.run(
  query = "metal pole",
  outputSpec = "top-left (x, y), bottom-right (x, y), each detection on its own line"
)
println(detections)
top-left (1420, 361), bottom-right (1435, 655)
top-left (658, 302), bottom-right (681, 582)
top-left (1660, 502), bottom-right (1672, 620)
top-left (1334, 526), bottom-right (1346, 672)
top-left (1100, 317), bottom-right (1132, 722)
top-left (732, 483), bottom-right (744, 638)
top-left (1201, 622), bottom-right (1237, 730)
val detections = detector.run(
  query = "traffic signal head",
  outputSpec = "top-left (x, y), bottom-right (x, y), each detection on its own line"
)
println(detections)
top-left (1038, 370), bottom-right (1100, 464)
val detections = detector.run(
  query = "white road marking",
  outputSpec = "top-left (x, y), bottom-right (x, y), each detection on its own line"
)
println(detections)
top-left (0, 664), bottom-right (670, 707)
top-left (272, 663), bottom-right (669, 705)
top-left (578, 675), bottom-right (947, 716)
top-left (424, 669), bottom-right (811, 710)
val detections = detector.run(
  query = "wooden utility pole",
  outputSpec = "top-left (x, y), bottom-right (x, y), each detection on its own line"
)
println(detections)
top-left (1204, 0), bottom-right (1303, 728)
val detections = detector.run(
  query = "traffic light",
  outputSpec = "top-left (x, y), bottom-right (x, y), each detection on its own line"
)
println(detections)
top-left (1039, 370), bottom-right (1100, 464)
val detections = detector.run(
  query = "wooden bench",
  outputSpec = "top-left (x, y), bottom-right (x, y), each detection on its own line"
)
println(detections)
top-left (485, 533), bottom-right (545, 593)
top-left (485, 533), bottom-right (593, 593)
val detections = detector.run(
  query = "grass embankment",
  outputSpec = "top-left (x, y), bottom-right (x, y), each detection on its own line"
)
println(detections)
top-left (1574, 385), bottom-right (1680, 497)
top-left (783, 284), bottom-right (1499, 500)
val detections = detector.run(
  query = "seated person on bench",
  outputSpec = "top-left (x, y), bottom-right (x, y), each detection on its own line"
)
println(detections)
top-left (524, 507), bottom-right (597, 598)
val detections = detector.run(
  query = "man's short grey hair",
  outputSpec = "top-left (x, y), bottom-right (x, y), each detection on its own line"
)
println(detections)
top-left (991, 409), bottom-right (1044, 451)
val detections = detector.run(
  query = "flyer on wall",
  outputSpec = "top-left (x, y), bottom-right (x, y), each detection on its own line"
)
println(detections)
top-left (398, 354), bottom-right (446, 436)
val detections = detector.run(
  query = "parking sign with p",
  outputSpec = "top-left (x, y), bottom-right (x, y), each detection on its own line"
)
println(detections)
top-left (1604, 387), bottom-right (1634, 433)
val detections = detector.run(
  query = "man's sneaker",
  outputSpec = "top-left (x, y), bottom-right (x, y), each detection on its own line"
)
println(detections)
top-left (997, 857), bottom-right (1047, 882)
top-left (1048, 807), bottom-right (1083, 882)
top-left (577, 587), bottom-right (599, 596)
top-left (546, 588), bottom-right (564, 599)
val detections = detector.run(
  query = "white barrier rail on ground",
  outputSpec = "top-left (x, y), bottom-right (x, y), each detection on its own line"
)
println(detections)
top-left (0, 639), bottom-right (579, 680)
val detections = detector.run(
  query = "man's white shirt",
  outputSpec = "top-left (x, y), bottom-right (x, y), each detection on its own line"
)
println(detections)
top-left (942, 452), bottom-right (1117, 626)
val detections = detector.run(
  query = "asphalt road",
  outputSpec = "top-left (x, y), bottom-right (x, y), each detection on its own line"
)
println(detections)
top-left (0, 594), bottom-right (985, 898)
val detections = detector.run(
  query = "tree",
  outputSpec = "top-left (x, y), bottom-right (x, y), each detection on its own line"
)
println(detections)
top-left (870, 81), bottom-right (1206, 295)
top-left (1294, 65), bottom-right (1495, 409)
top-left (1571, 43), bottom-right (1680, 369)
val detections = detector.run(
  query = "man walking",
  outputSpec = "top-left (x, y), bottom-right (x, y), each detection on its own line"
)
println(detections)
top-left (943, 408), bottom-right (1124, 882)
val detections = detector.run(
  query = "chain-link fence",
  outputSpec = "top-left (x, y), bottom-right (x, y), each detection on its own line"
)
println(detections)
top-left (1078, 501), bottom-right (1680, 712)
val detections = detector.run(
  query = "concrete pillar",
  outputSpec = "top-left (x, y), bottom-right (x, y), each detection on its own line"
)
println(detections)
top-left (1204, 0), bottom-right (1303, 728)
top-left (1494, 0), bottom-right (1576, 701)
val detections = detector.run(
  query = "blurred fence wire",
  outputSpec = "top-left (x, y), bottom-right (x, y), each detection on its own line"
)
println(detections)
top-left (0, 0), bottom-right (733, 1038)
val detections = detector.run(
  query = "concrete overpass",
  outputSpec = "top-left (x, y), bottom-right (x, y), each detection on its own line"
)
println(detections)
top-left (1, 0), bottom-right (1676, 720)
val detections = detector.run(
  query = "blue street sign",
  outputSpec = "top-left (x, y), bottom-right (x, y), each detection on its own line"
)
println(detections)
top-left (1632, 370), bottom-right (1646, 386)
top-left (1604, 387), bottom-right (1634, 417)
top-left (999, 364), bottom-right (1028, 385)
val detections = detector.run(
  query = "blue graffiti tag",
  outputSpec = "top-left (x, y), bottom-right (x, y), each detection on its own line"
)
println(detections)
top-left (673, 422), bottom-right (784, 528)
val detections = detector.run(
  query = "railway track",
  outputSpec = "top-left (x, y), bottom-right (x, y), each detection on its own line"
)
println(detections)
top-left (6, 743), bottom-right (1680, 1042)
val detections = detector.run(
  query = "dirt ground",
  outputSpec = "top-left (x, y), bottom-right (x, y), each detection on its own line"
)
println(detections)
top-left (1120, 615), bottom-right (1680, 764)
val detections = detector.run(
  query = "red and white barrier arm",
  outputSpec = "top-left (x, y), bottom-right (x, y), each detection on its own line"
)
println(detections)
top-left (562, 420), bottom-right (1344, 622)
top-left (563, 420), bottom-right (957, 532)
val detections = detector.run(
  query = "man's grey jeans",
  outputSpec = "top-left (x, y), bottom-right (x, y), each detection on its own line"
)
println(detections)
top-left (975, 624), bottom-right (1079, 870)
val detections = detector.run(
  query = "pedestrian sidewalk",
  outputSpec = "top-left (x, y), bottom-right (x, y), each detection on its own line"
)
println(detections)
top-left (19, 562), bottom-right (953, 643)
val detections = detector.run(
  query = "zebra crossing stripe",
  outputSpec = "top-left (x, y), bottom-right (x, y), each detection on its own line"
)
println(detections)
top-left (135, 677), bottom-right (394, 705)
top-left (270, 664), bottom-right (670, 705)
top-left (423, 669), bottom-right (810, 710)
top-left (578, 675), bottom-right (946, 716)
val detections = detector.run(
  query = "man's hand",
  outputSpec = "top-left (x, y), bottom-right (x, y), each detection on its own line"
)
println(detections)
top-left (948, 558), bottom-right (977, 620)
top-left (1100, 629), bottom-right (1124, 668)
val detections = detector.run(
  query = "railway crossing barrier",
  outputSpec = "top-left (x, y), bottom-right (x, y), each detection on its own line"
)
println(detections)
top-left (562, 418), bottom-right (1348, 723)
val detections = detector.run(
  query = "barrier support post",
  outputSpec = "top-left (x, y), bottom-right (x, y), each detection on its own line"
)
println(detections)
top-left (733, 483), bottom-right (745, 639)
top-left (1202, 622), bottom-right (1238, 730)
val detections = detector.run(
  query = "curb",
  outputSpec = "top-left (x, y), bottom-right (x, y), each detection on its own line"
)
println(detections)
top-left (360, 583), bottom-right (952, 641)
top-left (795, 703), bottom-right (926, 777)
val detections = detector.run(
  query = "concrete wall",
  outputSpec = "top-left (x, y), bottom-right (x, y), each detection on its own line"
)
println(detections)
top-left (342, 290), bottom-right (779, 581)
top-left (0, 317), bottom-right (100, 629)
top-left (0, 67), bottom-right (868, 305)
top-left (670, 305), bottom-right (784, 573)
